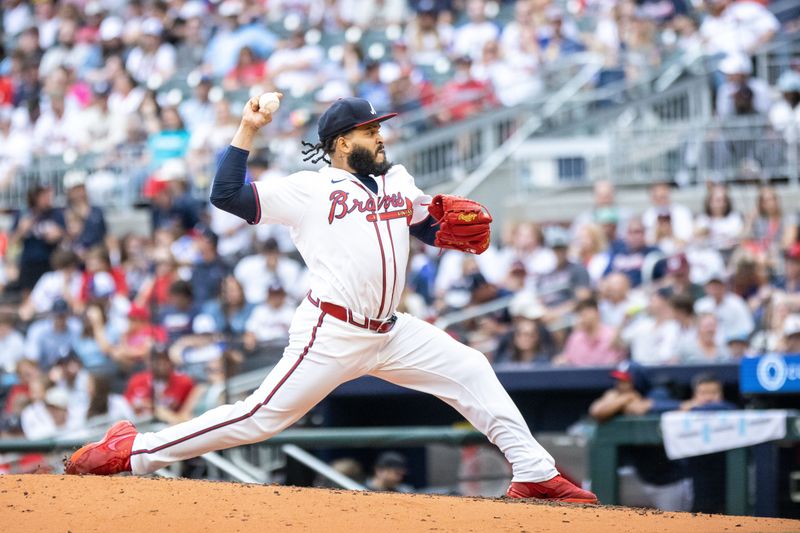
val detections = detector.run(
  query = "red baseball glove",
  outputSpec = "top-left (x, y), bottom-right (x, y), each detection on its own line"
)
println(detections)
top-left (428, 194), bottom-right (493, 254)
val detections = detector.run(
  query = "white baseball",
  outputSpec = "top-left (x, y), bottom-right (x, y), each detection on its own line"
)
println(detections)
top-left (259, 92), bottom-right (280, 114)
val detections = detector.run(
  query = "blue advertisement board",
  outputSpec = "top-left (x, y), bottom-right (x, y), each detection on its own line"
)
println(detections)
top-left (740, 353), bottom-right (800, 394)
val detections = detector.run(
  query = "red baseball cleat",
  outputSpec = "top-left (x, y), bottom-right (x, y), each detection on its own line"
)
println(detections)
top-left (507, 474), bottom-right (598, 504)
top-left (65, 420), bottom-right (137, 476)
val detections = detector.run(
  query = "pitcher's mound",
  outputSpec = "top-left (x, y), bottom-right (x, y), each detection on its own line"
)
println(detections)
top-left (1, 475), bottom-right (797, 532)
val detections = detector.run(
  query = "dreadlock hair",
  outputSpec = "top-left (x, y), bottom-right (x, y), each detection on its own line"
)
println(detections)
top-left (301, 136), bottom-right (337, 164)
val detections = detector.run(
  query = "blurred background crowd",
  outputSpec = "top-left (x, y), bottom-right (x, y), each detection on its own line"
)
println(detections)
top-left (0, 0), bottom-right (799, 493)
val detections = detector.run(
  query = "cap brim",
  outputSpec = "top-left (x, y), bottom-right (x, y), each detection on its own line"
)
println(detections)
top-left (352, 113), bottom-right (398, 129)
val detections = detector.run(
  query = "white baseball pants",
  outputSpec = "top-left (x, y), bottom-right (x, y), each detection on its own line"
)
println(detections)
top-left (130, 299), bottom-right (558, 482)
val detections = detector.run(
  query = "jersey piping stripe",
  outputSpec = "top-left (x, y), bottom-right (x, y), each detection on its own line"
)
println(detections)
top-left (130, 311), bottom-right (326, 456)
top-left (250, 182), bottom-right (262, 224)
top-left (352, 180), bottom-right (388, 319)
top-left (381, 175), bottom-right (398, 314)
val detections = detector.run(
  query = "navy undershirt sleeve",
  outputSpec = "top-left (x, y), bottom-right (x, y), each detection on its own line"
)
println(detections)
top-left (209, 145), bottom-right (259, 224)
top-left (410, 215), bottom-right (439, 246)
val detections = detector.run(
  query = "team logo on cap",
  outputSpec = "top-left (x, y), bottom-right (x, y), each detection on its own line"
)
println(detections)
top-left (369, 102), bottom-right (376, 115)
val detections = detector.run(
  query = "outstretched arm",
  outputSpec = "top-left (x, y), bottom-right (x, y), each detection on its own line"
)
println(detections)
top-left (210, 95), bottom-right (282, 224)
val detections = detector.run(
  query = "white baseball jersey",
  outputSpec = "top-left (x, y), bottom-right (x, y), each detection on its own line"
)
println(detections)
top-left (252, 164), bottom-right (430, 320)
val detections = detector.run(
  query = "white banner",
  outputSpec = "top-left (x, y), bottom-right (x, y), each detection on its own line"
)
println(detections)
top-left (660, 410), bottom-right (789, 460)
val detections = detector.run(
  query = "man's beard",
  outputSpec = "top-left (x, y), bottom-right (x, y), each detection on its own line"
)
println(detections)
top-left (348, 145), bottom-right (393, 177)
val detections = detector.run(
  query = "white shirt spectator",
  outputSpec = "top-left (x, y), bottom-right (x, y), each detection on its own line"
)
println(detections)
top-left (234, 253), bottom-right (304, 304)
top-left (267, 43), bottom-right (324, 94)
top-left (700, 1), bottom-right (779, 56)
top-left (33, 106), bottom-right (87, 156)
top-left (0, 327), bottom-right (25, 374)
top-left (642, 203), bottom-right (694, 243)
top-left (622, 315), bottom-right (681, 365)
top-left (2, 1), bottom-right (32, 37)
top-left (29, 270), bottom-right (83, 314)
top-left (695, 293), bottom-right (755, 339)
top-left (125, 42), bottom-right (177, 85)
top-left (245, 301), bottom-right (296, 343)
top-left (716, 77), bottom-right (772, 117)
top-left (453, 20), bottom-right (499, 61)
top-left (694, 212), bottom-right (743, 252)
top-left (685, 243), bottom-right (727, 286)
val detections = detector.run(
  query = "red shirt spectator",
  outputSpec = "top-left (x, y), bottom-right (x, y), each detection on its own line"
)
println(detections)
top-left (556, 298), bottom-right (625, 367)
top-left (436, 56), bottom-right (498, 123)
top-left (124, 352), bottom-right (194, 417)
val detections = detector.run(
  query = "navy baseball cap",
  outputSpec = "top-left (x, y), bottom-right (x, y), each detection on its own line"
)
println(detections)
top-left (317, 97), bottom-right (397, 142)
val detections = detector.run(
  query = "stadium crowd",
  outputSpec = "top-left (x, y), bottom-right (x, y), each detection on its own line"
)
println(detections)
top-left (0, 0), bottom-right (798, 482)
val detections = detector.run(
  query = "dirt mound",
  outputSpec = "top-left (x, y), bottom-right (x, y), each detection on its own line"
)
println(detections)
top-left (1, 475), bottom-right (797, 532)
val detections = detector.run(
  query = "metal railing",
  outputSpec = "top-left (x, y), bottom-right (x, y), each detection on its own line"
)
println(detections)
top-left (605, 117), bottom-right (800, 186)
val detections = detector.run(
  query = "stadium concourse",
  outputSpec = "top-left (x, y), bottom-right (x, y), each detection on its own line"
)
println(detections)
top-left (1, 0), bottom-right (800, 520)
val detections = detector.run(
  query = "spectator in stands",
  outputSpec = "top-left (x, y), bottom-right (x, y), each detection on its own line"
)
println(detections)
top-left (680, 372), bottom-right (736, 514)
top-left (778, 312), bottom-right (800, 353)
top-left (134, 248), bottom-right (178, 312)
top-left (0, 313), bottom-right (25, 375)
top-left (715, 54), bottom-right (771, 118)
top-left (651, 211), bottom-right (682, 256)
top-left (108, 70), bottom-right (144, 117)
top-left (405, 5), bottom-right (453, 67)
top-left (179, 76), bottom-right (215, 133)
top-left (435, 56), bottom-right (497, 124)
top-left (699, 0), bottom-right (779, 57)
top-left (725, 333), bottom-right (750, 359)
top-left (63, 170), bottom-right (107, 255)
top-left (452, 0), bottom-right (498, 62)
top-left (539, 7), bottom-right (585, 65)
top-left (773, 244), bottom-right (800, 307)
top-left (571, 180), bottom-right (629, 239)
top-left (223, 46), bottom-right (267, 91)
top-left (147, 107), bottom-right (191, 169)
top-left (71, 309), bottom-right (116, 375)
top-left (555, 297), bottom-right (624, 367)
top-left (21, 384), bottom-right (82, 440)
top-left (620, 288), bottom-right (680, 365)
top-left (494, 292), bottom-right (554, 366)
top-left (599, 272), bottom-right (638, 328)
top-left (472, 39), bottom-right (541, 108)
top-left (191, 229), bottom-right (228, 306)
top-left (49, 352), bottom-right (90, 415)
top-left (33, 89), bottom-right (84, 156)
top-left (571, 222), bottom-right (609, 286)
top-left (588, 361), bottom-right (691, 511)
top-left (107, 305), bottom-right (165, 373)
top-left (84, 373), bottom-right (135, 424)
top-left (2, 359), bottom-right (42, 434)
top-left (769, 71), bottom-right (800, 140)
top-left (11, 184), bottom-right (65, 293)
top-left (168, 313), bottom-right (228, 381)
top-left (684, 225), bottom-right (727, 287)
top-left (158, 280), bottom-right (196, 344)
top-left (499, 221), bottom-right (556, 286)
top-left (695, 270), bottom-right (754, 340)
top-left (366, 451), bottom-right (413, 493)
top-left (24, 298), bottom-right (81, 371)
top-left (81, 81), bottom-right (127, 153)
top-left (79, 247), bottom-right (128, 305)
top-left (267, 30), bottom-right (323, 95)
top-left (201, 275), bottom-right (254, 336)
top-left (671, 293), bottom-right (698, 351)
top-left (643, 182), bottom-right (693, 244)
top-left (537, 229), bottom-right (591, 320)
top-left (19, 249), bottom-right (81, 320)
top-left (125, 18), bottom-right (176, 85)
top-left (173, 6), bottom-right (208, 77)
top-left (244, 283), bottom-right (295, 349)
top-left (742, 185), bottom-right (797, 264)
top-left (124, 346), bottom-right (195, 419)
top-left (234, 238), bottom-right (304, 304)
top-left (604, 217), bottom-right (661, 287)
top-left (0, 105), bottom-right (31, 189)
top-left (499, 0), bottom-right (539, 63)
top-left (149, 158), bottom-right (200, 233)
top-left (660, 253), bottom-right (705, 303)
top-left (678, 313), bottom-right (730, 363)
top-left (694, 184), bottom-right (742, 257)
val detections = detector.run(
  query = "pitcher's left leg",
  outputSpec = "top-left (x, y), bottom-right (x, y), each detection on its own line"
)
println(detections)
top-left (371, 313), bottom-right (557, 482)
